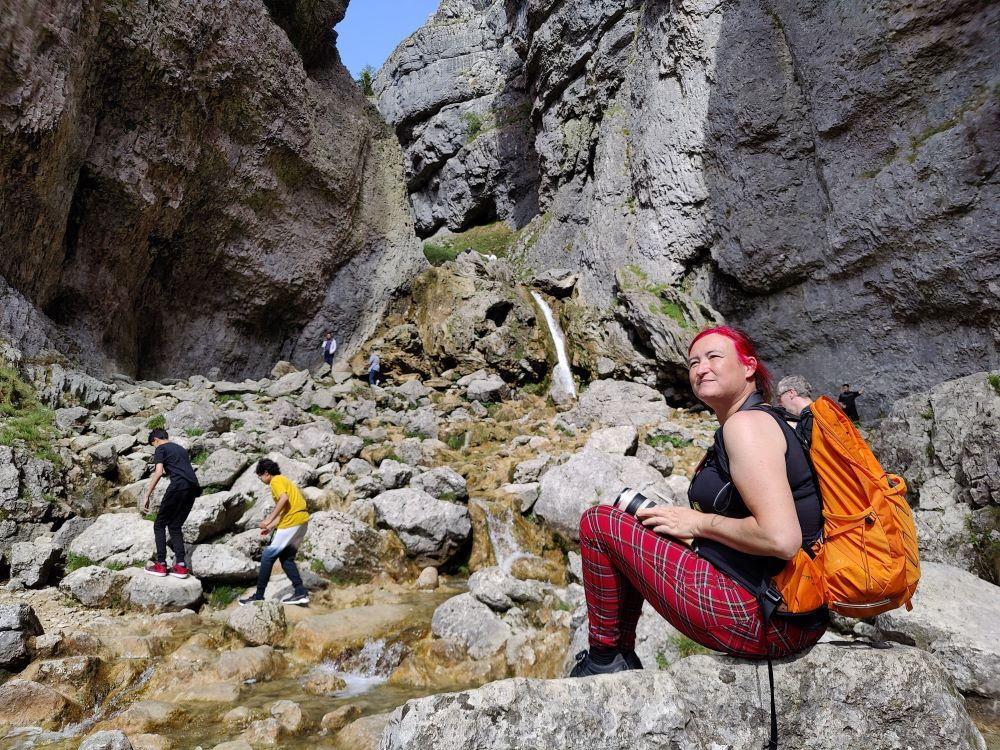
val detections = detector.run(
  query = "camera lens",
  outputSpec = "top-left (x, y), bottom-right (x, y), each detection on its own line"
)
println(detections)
top-left (611, 488), bottom-right (659, 516)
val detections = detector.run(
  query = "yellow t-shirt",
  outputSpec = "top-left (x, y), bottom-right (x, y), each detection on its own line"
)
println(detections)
top-left (270, 475), bottom-right (309, 529)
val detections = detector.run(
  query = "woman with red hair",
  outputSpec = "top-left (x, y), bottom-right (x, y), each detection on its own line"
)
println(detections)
top-left (571, 326), bottom-right (826, 676)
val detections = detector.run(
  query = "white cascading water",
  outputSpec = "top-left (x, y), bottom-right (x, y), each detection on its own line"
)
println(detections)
top-left (475, 498), bottom-right (535, 573)
top-left (311, 638), bottom-right (409, 697)
top-left (530, 291), bottom-right (577, 401)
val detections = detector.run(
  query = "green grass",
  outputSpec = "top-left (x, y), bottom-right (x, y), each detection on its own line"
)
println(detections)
top-left (988, 374), bottom-right (1000, 397)
top-left (919, 408), bottom-right (933, 420)
top-left (308, 406), bottom-right (353, 435)
top-left (192, 450), bottom-right (209, 465)
top-left (146, 414), bottom-right (166, 430)
top-left (232, 419), bottom-right (245, 431)
top-left (310, 558), bottom-right (326, 574)
top-left (207, 585), bottom-right (241, 608)
top-left (646, 434), bottom-right (692, 450)
top-left (669, 634), bottom-right (712, 658)
top-left (522, 382), bottom-right (546, 396)
top-left (217, 394), bottom-right (243, 403)
top-left (0, 363), bottom-right (60, 463)
top-left (446, 433), bottom-right (466, 451)
top-left (142, 512), bottom-right (157, 521)
top-left (460, 110), bottom-right (483, 140)
top-left (185, 428), bottom-right (205, 437)
top-left (65, 553), bottom-right (98, 572)
top-left (404, 428), bottom-right (429, 439)
top-left (421, 221), bottom-right (518, 266)
top-left (201, 485), bottom-right (225, 495)
top-left (655, 651), bottom-right (669, 670)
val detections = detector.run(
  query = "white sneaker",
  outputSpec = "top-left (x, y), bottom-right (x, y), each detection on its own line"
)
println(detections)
top-left (281, 592), bottom-right (309, 606)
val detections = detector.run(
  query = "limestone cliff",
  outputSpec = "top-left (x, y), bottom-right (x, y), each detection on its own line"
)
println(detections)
top-left (0, 0), bottom-right (424, 379)
top-left (376, 0), bottom-right (1000, 412)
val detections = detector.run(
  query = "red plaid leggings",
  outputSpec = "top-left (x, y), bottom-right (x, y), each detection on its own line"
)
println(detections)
top-left (579, 505), bottom-right (825, 658)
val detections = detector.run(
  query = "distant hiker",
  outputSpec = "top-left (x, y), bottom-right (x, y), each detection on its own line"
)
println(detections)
top-left (838, 383), bottom-right (863, 422)
top-left (321, 332), bottom-right (337, 376)
top-left (239, 458), bottom-right (310, 606)
top-left (142, 428), bottom-right (200, 578)
top-left (571, 326), bottom-right (825, 679)
top-left (775, 375), bottom-right (814, 417)
top-left (367, 351), bottom-right (381, 386)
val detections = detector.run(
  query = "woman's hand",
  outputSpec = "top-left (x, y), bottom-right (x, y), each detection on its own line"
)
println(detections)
top-left (636, 505), bottom-right (703, 544)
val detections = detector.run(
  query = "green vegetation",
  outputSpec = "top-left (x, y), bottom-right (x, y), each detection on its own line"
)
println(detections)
top-left (919, 408), bottom-right (933, 420)
top-left (522, 382), bottom-right (547, 397)
top-left (185, 428), bottom-right (205, 437)
top-left (191, 451), bottom-right (209, 465)
top-left (217, 394), bottom-right (243, 403)
top-left (646, 434), bottom-right (692, 450)
top-left (143, 512), bottom-right (157, 522)
top-left (146, 414), bottom-right (166, 430)
top-left (207, 585), bottom-right (241, 608)
top-left (66, 553), bottom-right (97, 572)
top-left (202, 485), bottom-right (225, 495)
top-left (232, 419), bottom-right (245, 431)
top-left (460, 111), bottom-right (483, 140)
top-left (422, 221), bottom-right (519, 266)
top-left (668, 634), bottom-right (712, 659)
top-left (359, 64), bottom-right (376, 97)
top-left (905, 84), bottom-right (996, 164)
top-left (988, 373), bottom-right (1000, 397)
top-left (655, 651), bottom-right (669, 670)
top-left (310, 558), bottom-right (326, 574)
top-left (308, 406), bottom-right (353, 435)
top-left (446, 433), bottom-right (466, 451)
top-left (0, 363), bottom-right (60, 463)
top-left (404, 428), bottom-right (429, 439)
top-left (620, 265), bottom-right (692, 329)
top-left (967, 508), bottom-right (1000, 585)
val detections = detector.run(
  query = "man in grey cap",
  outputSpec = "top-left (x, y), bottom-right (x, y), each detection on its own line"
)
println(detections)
top-left (775, 375), bottom-right (814, 417)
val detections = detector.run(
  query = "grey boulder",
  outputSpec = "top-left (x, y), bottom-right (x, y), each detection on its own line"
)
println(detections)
top-left (121, 569), bottom-right (203, 612)
top-left (188, 544), bottom-right (257, 583)
top-left (301, 511), bottom-right (384, 576)
top-left (67, 513), bottom-right (154, 567)
top-left (371, 489), bottom-right (471, 563)
top-left (195, 448), bottom-right (249, 489)
top-left (409, 466), bottom-right (468, 501)
top-left (59, 566), bottom-right (127, 608)
top-left (226, 600), bottom-right (286, 647)
top-left (182, 491), bottom-right (249, 544)
top-left (431, 593), bottom-right (512, 661)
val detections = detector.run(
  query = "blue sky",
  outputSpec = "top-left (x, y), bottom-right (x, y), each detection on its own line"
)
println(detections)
top-left (336, 0), bottom-right (441, 79)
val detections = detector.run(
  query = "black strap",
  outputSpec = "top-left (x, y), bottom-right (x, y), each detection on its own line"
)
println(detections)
top-left (758, 585), bottom-right (782, 749)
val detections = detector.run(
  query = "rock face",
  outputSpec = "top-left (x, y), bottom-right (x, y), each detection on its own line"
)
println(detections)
top-left (0, 0), bottom-right (423, 379)
top-left (379, 644), bottom-right (986, 750)
top-left (376, 0), bottom-right (1000, 410)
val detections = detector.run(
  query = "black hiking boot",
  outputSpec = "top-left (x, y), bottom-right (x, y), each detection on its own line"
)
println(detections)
top-left (569, 649), bottom-right (632, 677)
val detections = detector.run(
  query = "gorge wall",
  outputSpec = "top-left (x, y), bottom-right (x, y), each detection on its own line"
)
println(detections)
top-left (375, 0), bottom-right (1000, 412)
top-left (1, 0), bottom-right (424, 380)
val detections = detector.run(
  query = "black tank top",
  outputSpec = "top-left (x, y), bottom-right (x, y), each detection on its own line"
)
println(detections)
top-left (687, 393), bottom-right (822, 594)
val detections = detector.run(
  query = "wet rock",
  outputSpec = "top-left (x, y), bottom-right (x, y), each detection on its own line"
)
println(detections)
top-left (371, 489), bottom-right (472, 563)
top-left (0, 679), bottom-right (83, 729)
top-left (409, 466), bottom-right (468, 501)
top-left (535, 451), bottom-right (668, 539)
top-left (242, 717), bottom-right (283, 745)
top-left (294, 604), bottom-right (416, 659)
top-left (19, 655), bottom-right (103, 707)
top-left (431, 593), bottom-right (512, 661)
top-left (127, 734), bottom-right (171, 750)
top-left (583, 426), bottom-right (638, 456)
top-left (217, 646), bottom-right (287, 683)
top-left (380, 645), bottom-right (983, 749)
top-left (321, 703), bottom-right (361, 733)
top-left (60, 565), bottom-right (127, 608)
top-left (213, 739), bottom-right (253, 750)
top-left (226, 601), bottom-right (287, 646)
top-left (533, 269), bottom-right (579, 297)
top-left (195, 449), bottom-right (250, 489)
top-left (415, 566), bottom-right (439, 590)
top-left (182, 491), bottom-right (249, 544)
top-left (78, 731), bottom-right (133, 750)
top-left (468, 567), bottom-right (544, 613)
top-left (270, 699), bottom-right (308, 733)
top-left (334, 712), bottom-right (392, 750)
top-left (122, 569), bottom-right (203, 612)
top-left (106, 700), bottom-right (185, 734)
top-left (303, 669), bottom-right (347, 696)
top-left (499, 483), bottom-right (540, 514)
top-left (67, 513), bottom-right (155, 567)
top-left (175, 681), bottom-right (244, 703)
top-left (878, 561), bottom-right (999, 705)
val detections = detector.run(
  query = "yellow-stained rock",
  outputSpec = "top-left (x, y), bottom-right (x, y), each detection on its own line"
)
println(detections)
top-left (174, 680), bottom-right (244, 703)
top-left (293, 604), bottom-right (419, 659)
top-left (216, 645), bottom-right (286, 682)
top-left (0, 679), bottom-right (83, 729)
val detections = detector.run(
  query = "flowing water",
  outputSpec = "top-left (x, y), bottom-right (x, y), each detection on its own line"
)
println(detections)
top-left (476, 498), bottom-right (537, 573)
top-left (530, 291), bottom-right (576, 401)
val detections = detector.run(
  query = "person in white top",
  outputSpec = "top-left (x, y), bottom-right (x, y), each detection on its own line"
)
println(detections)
top-left (321, 333), bottom-right (337, 377)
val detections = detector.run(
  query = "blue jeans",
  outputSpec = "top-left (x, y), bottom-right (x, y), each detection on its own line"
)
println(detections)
top-left (368, 369), bottom-right (378, 385)
top-left (255, 523), bottom-right (307, 598)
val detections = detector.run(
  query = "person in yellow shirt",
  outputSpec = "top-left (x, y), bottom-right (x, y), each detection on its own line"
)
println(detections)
top-left (239, 458), bottom-right (310, 606)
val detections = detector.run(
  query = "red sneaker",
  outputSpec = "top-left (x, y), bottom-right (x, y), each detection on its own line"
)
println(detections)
top-left (144, 562), bottom-right (168, 577)
top-left (169, 563), bottom-right (189, 579)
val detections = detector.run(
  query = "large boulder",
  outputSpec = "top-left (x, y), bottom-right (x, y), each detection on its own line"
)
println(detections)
top-left (121, 569), bottom-right (203, 612)
top-left (410, 466), bottom-right (468, 502)
top-left (10, 537), bottom-right (60, 588)
top-left (300, 511), bottom-right (384, 576)
top-left (877, 561), bottom-right (1000, 705)
top-left (188, 544), bottom-right (257, 583)
top-left (534, 450), bottom-right (673, 539)
top-left (227, 601), bottom-right (287, 646)
top-left (0, 679), bottom-right (83, 730)
top-left (371, 489), bottom-right (471, 563)
top-left (59, 566), bottom-right (127, 608)
top-left (0, 603), bottom-right (43, 671)
top-left (379, 645), bottom-right (984, 749)
top-left (195, 449), bottom-right (250, 489)
top-left (67, 513), bottom-right (155, 567)
top-left (430, 593), bottom-right (512, 661)
top-left (165, 400), bottom-right (230, 435)
top-left (182, 491), bottom-right (249, 544)
top-left (561, 381), bottom-right (671, 429)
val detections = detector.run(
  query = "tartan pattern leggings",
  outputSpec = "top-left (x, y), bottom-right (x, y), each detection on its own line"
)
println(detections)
top-left (579, 505), bottom-right (825, 658)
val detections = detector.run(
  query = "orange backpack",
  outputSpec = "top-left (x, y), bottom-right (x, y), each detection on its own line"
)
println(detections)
top-left (771, 395), bottom-right (921, 618)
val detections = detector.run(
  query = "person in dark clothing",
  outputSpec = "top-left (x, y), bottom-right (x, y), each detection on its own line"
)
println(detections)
top-left (142, 428), bottom-right (200, 578)
top-left (838, 384), bottom-right (863, 422)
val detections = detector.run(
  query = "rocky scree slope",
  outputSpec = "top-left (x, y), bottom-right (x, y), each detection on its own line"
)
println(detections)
top-left (375, 0), bottom-right (1000, 413)
top-left (0, 0), bottom-right (423, 380)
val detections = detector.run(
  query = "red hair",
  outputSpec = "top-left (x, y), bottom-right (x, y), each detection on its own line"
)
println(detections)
top-left (688, 325), bottom-right (774, 402)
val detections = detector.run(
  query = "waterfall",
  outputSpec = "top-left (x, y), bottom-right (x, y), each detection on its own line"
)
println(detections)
top-left (530, 290), bottom-right (577, 402)
top-left (476, 498), bottom-right (535, 573)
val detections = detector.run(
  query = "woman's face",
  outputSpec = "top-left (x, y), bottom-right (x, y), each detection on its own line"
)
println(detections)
top-left (687, 333), bottom-right (756, 404)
